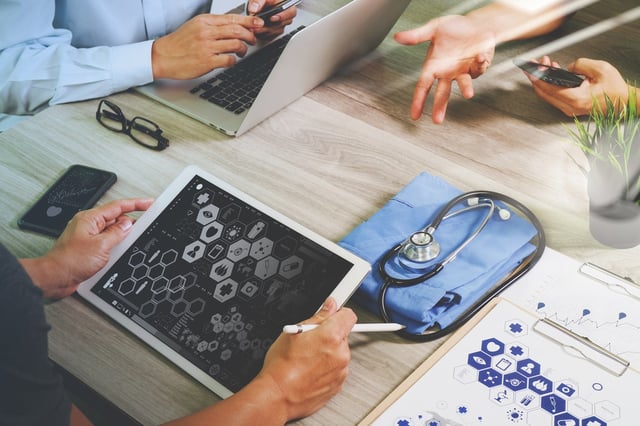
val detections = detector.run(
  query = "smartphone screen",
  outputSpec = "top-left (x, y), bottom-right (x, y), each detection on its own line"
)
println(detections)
top-left (18, 165), bottom-right (117, 237)
top-left (513, 59), bottom-right (584, 88)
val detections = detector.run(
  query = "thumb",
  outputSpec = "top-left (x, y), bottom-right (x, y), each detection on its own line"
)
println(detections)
top-left (301, 297), bottom-right (339, 325)
top-left (97, 216), bottom-right (135, 251)
top-left (394, 20), bottom-right (437, 46)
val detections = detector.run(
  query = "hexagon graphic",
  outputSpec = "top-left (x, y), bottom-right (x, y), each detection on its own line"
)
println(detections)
top-left (481, 338), bottom-right (505, 356)
top-left (594, 400), bottom-right (620, 421)
top-left (528, 375), bottom-right (553, 395)
top-left (214, 278), bottom-right (239, 303)
top-left (279, 255), bottom-right (303, 279)
top-left (183, 240), bottom-right (206, 263)
top-left (568, 398), bottom-right (593, 418)
top-left (207, 243), bottom-right (227, 261)
top-left (148, 263), bottom-right (165, 280)
top-left (246, 220), bottom-right (266, 240)
top-left (132, 263), bottom-right (149, 280)
top-left (541, 393), bottom-right (566, 415)
top-left (273, 236), bottom-right (297, 259)
top-left (139, 301), bottom-right (156, 318)
top-left (171, 300), bottom-right (188, 317)
top-left (505, 319), bottom-right (528, 336)
top-left (239, 281), bottom-right (260, 299)
top-left (250, 237), bottom-right (274, 260)
top-left (582, 415), bottom-right (607, 426)
top-left (193, 189), bottom-right (213, 207)
top-left (223, 221), bottom-right (245, 243)
top-left (478, 368), bottom-right (502, 388)
top-left (196, 204), bottom-right (219, 225)
top-left (554, 413), bottom-right (579, 426)
top-left (189, 298), bottom-right (206, 316)
top-left (255, 256), bottom-right (279, 280)
top-left (503, 372), bottom-right (528, 391)
top-left (200, 221), bottom-right (224, 243)
top-left (118, 278), bottom-right (136, 296)
top-left (128, 250), bottom-right (146, 267)
top-left (210, 258), bottom-right (234, 282)
top-left (515, 390), bottom-right (540, 410)
top-left (219, 203), bottom-right (241, 223)
top-left (453, 364), bottom-right (478, 384)
top-left (160, 249), bottom-right (178, 266)
top-left (490, 386), bottom-right (513, 406)
top-left (168, 275), bottom-right (186, 293)
top-left (228, 239), bottom-right (251, 262)
top-left (468, 351), bottom-right (492, 370)
top-left (183, 272), bottom-right (197, 289)
top-left (151, 276), bottom-right (169, 293)
top-left (517, 359), bottom-right (540, 377)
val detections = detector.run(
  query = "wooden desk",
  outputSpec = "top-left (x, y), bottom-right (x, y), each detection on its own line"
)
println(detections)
top-left (1, 1), bottom-right (638, 424)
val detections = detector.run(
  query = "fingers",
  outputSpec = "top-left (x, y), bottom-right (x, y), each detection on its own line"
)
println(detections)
top-left (89, 197), bottom-right (155, 225)
top-left (431, 79), bottom-right (452, 124)
top-left (394, 21), bottom-right (437, 46)
top-left (246, 0), bottom-right (267, 14)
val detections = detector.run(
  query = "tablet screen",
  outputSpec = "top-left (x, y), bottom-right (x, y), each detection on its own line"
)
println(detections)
top-left (88, 172), bottom-right (358, 393)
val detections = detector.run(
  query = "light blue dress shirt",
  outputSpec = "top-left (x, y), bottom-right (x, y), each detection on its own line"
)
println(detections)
top-left (0, 0), bottom-right (212, 129)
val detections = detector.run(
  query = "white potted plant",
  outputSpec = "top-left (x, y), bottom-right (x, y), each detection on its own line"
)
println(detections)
top-left (567, 86), bottom-right (640, 248)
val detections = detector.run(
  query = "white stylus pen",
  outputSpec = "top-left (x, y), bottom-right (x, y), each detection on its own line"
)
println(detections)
top-left (282, 322), bottom-right (405, 334)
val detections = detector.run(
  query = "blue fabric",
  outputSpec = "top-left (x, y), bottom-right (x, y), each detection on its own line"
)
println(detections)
top-left (339, 172), bottom-right (537, 334)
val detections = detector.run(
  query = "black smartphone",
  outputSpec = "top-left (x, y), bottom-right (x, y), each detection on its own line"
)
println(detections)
top-left (249, 0), bottom-right (301, 25)
top-left (18, 165), bottom-right (117, 237)
top-left (513, 59), bottom-right (585, 88)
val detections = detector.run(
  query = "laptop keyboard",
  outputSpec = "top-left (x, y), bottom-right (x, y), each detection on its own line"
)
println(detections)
top-left (190, 25), bottom-right (305, 115)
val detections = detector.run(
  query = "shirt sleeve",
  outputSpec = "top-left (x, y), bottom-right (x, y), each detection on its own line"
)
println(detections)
top-left (0, 1), bottom-right (154, 116)
top-left (0, 244), bottom-right (71, 426)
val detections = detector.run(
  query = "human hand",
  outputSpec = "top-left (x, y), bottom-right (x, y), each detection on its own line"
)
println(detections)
top-left (257, 297), bottom-right (357, 421)
top-left (246, 0), bottom-right (298, 39)
top-left (152, 14), bottom-right (264, 80)
top-left (524, 56), bottom-right (630, 116)
top-left (28, 198), bottom-right (154, 299)
top-left (395, 15), bottom-right (495, 123)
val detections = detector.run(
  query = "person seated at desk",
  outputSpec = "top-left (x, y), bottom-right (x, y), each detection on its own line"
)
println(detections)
top-left (395, 0), bottom-right (639, 123)
top-left (0, 0), bottom-right (296, 131)
top-left (0, 198), bottom-right (357, 426)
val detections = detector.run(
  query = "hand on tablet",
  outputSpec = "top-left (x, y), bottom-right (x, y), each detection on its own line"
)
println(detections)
top-left (259, 297), bottom-right (357, 421)
top-left (19, 198), bottom-right (154, 299)
top-left (170, 297), bottom-right (358, 425)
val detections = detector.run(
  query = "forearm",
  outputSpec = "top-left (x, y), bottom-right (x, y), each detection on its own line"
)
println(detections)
top-left (466, 1), bottom-right (570, 44)
top-left (0, 41), bottom-right (154, 115)
top-left (162, 375), bottom-right (288, 426)
top-left (18, 256), bottom-right (63, 298)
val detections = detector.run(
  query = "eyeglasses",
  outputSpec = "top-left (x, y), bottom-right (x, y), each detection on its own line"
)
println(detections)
top-left (96, 99), bottom-right (169, 151)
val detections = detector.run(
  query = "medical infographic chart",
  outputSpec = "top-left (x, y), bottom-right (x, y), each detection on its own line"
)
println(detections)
top-left (364, 300), bottom-right (639, 426)
top-left (89, 174), bottom-right (354, 393)
top-left (503, 248), bottom-right (640, 370)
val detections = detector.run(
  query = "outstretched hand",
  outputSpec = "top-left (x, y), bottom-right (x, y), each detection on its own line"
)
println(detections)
top-left (395, 15), bottom-right (495, 123)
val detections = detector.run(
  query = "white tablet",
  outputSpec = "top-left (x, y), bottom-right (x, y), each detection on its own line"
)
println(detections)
top-left (78, 165), bottom-right (370, 398)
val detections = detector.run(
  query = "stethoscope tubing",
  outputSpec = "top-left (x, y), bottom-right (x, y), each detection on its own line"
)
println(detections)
top-left (376, 190), bottom-right (546, 341)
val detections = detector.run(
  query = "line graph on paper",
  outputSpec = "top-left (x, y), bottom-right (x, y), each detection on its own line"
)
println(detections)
top-left (503, 248), bottom-right (640, 369)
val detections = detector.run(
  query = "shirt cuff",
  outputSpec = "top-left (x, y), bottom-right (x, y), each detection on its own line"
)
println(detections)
top-left (109, 40), bottom-right (155, 93)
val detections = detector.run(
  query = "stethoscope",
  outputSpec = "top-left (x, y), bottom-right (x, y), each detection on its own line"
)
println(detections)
top-left (377, 190), bottom-right (545, 341)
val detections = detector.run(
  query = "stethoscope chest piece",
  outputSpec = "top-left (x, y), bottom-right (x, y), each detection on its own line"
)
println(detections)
top-left (401, 231), bottom-right (441, 263)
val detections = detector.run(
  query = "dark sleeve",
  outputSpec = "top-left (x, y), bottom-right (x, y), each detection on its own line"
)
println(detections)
top-left (0, 244), bottom-right (71, 426)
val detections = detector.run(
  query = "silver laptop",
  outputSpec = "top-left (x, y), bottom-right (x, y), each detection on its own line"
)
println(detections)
top-left (135, 0), bottom-right (411, 136)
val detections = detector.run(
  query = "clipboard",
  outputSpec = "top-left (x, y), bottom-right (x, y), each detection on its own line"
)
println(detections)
top-left (360, 297), bottom-right (638, 426)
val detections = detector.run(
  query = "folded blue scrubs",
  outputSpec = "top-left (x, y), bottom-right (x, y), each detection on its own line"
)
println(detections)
top-left (339, 172), bottom-right (538, 334)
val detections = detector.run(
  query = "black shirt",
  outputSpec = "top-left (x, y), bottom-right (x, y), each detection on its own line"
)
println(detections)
top-left (0, 244), bottom-right (71, 426)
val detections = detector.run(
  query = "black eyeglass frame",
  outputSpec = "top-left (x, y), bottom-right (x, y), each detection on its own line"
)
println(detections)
top-left (96, 99), bottom-right (169, 151)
